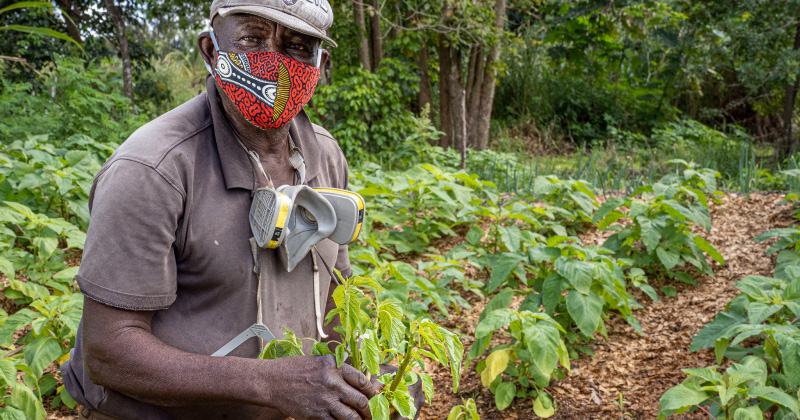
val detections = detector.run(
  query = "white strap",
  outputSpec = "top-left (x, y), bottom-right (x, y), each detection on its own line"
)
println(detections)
top-left (311, 246), bottom-right (327, 339)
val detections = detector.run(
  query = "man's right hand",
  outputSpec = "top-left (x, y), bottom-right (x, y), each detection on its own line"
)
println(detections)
top-left (267, 355), bottom-right (378, 420)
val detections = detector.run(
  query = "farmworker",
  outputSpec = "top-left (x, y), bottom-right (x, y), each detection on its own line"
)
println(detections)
top-left (60, 0), bottom-right (422, 419)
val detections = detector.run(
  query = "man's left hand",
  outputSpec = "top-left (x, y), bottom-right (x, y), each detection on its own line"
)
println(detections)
top-left (373, 364), bottom-right (425, 420)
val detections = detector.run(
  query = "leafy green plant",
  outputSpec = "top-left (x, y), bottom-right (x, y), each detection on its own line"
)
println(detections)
top-left (447, 398), bottom-right (480, 420)
top-left (261, 274), bottom-right (464, 420)
top-left (532, 175), bottom-right (598, 231)
top-left (470, 304), bottom-right (568, 416)
top-left (596, 177), bottom-right (724, 284)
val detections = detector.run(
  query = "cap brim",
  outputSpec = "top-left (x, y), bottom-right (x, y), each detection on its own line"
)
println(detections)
top-left (217, 6), bottom-right (337, 48)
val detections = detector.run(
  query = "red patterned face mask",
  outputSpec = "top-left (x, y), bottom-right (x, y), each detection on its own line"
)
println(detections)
top-left (207, 31), bottom-right (321, 130)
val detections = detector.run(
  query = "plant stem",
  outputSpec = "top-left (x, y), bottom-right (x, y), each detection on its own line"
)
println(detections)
top-left (693, 404), bottom-right (715, 419)
top-left (388, 340), bottom-right (415, 397)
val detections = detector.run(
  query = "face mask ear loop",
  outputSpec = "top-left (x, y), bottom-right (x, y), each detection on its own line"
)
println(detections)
top-left (204, 31), bottom-right (221, 76)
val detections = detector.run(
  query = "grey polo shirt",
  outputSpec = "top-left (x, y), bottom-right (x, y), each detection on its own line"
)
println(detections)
top-left (62, 76), bottom-right (351, 420)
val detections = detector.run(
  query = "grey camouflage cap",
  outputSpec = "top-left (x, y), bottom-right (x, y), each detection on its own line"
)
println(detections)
top-left (210, 0), bottom-right (337, 47)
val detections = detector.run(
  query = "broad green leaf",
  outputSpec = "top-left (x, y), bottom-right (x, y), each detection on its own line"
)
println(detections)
top-left (24, 337), bottom-right (62, 379)
top-left (748, 386), bottom-right (800, 415)
top-left (0, 359), bottom-right (16, 387)
top-left (566, 290), bottom-right (603, 336)
top-left (311, 342), bottom-right (333, 356)
top-left (527, 246), bottom-right (561, 262)
top-left (32, 236), bottom-right (58, 261)
top-left (690, 310), bottom-right (747, 352)
top-left (637, 216), bottom-right (661, 253)
top-left (0, 256), bottom-right (14, 281)
top-left (593, 197), bottom-right (626, 223)
top-left (524, 321), bottom-right (562, 377)
top-left (715, 337), bottom-right (730, 365)
top-left (360, 331), bottom-right (381, 376)
top-left (494, 381), bottom-right (515, 410)
top-left (481, 350), bottom-right (508, 387)
top-left (747, 302), bottom-right (781, 325)
top-left (541, 274), bottom-right (566, 315)
top-left (475, 308), bottom-right (513, 338)
top-left (533, 393), bottom-right (556, 418)
top-left (53, 266), bottom-right (80, 282)
top-left (391, 384), bottom-right (416, 419)
top-left (368, 394), bottom-right (390, 420)
top-left (693, 236), bottom-right (725, 265)
top-left (487, 253), bottom-right (524, 292)
top-left (733, 406), bottom-right (764, 420)
top-left (0, 308), bottom-right (38, 349)
top-left (778, 334), bottom-right (800, 389)
top-left (554, 258), bottom-right (593, 294)
top-left (658, 384), bottom-right (709, 412)
top-left (0, 406), bottom-right (27, 420)
top-left (0, 2), bottom-right (53, 15)
top-left (479, 288), bottom-right (514, 321)
top-left (598, 211), bottom-right (625, 230)
top-left (683, 367), bottom-right (722, 384)
top-left (419, 372), bottom-right (434, 405)
top-left (0, 25), bottom-right (83, 50)
top-left (8, 385), bottom-right (46, 420)
top-left (656, 247), bottom-right (681, 270)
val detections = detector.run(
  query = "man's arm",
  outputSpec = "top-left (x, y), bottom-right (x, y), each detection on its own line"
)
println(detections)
top-left (82, 298), bottom-right (376, 420)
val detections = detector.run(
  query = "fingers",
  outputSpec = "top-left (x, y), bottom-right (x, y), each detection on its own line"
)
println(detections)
top-left (339, 387), bottom-right (371, 420)
top-left (340, 363), bottom-right (377, 398)
top-left (331, 403), bottom-right (365, 420)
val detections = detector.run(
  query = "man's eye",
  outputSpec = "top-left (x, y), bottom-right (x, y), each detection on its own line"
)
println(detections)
top-left (289, 44), bottom-right (308, 52)
top-left (240, 36), bottom-right (259, 43)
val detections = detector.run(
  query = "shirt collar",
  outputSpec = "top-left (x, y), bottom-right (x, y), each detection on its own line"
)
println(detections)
top-left (205, 76), bottom-right (321, 190)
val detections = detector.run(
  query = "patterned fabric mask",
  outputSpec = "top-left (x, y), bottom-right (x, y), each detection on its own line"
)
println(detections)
top-left (206, 31), bottom-right (321, 130)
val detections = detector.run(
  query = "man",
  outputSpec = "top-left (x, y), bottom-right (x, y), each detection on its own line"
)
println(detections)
top-left (61, 1), bottom-right (421, 419)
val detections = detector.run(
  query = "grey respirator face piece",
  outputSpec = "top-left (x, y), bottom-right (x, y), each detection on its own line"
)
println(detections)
top-left (249, 185), bottom-right (365, 272)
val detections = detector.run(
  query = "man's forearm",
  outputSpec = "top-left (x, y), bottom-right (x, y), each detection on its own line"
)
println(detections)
top-left (82, 298), bottom-right (280, 409)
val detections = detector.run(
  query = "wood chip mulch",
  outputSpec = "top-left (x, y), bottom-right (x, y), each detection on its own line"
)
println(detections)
top-left (420, 192), bottom-right (794, 420)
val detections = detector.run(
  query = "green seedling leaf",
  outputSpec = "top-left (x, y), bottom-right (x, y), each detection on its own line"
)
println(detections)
top-left (693, 236), bottom-right (725, 265)
top-left (481, 350), bottom-right (508, 387)
top-left (661, 286), bottom-right (677, 297)
top-left (391, 383), bottom-right (416, 419)
top-left (566, 290), bottom-right (603, 336)
top-left (494, 381), bottom-right (515, 410)
top-left (0, 359), bottom-right (17, 387)
top-left (747, 302), bottom-right (781, 325)
top-left (554, 258), bottom-right (593, 294)
top-left (533, 393), bottom-right (555, 418)
top-left (419, 372), bottom-right (434, 405)
top-left (658, 383), bottom-right (708, 413)
top-left (748, 386), bottom-right (800, 415)
top-left (778, 334), bottom-right (800, 389)
top-left (475, 309), bottom-right (513, 338)
top-left (593, 197), bottom-right (626, 223)
top-left (656, 247), bottom-right (681, 270)
top-left (479, 288), bottom-right (514, 321)
top-left (369, 394), bottom-right (390, 420)
top-left (9, 385), bottom-right (46, 420)
top-left (360, 331), bottom-right (381, 376)
top-left (528, 246), bottom-right (561, 262)
top-left (487, 253), bottom-right (524, 292)
top-left (714, 337), bottom-right (730, 365)
top-left (733, 406), bottom-right (764, 420)
top-left (24, 337), bottom-right (62, 379)
top-left (690, 310), bottom-right (747, 352)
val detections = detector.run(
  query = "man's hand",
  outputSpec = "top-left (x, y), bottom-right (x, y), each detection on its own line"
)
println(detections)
top-left (270, 355), bottom-right (379, 420)
top-left (373, 364), bottom-right (426, 420)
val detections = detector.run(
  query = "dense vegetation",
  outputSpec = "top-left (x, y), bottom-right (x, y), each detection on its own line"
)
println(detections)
top-left (3, 0), bottom-right (800, 418)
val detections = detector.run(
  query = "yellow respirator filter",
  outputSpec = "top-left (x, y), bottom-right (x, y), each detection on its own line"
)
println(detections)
top-left (249, 188), bottom-right (292, 249)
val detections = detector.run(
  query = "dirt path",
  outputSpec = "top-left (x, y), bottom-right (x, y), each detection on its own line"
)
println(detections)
top-left (422, 192), bottom-right (794, 420)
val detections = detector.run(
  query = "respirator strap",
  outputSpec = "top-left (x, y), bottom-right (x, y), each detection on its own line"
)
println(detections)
top-left (311, 246), bottom-right (327, 339)
top-left (287, 135), bottom-right (306, 185)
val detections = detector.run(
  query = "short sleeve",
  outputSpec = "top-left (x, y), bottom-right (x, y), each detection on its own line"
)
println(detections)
top-left (76, 159), bottom-right (184, 311)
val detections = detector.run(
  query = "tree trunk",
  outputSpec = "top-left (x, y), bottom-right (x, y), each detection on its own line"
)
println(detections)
top-left (417, 42), bottom-right (432, 122)
top-left (438, 35), bottom-right (452, 149)
top-left (353, 0), bottom-right (371, 72)
top-left (466, 46), bottom-right (485, 147)
top-left (105, 0), bottom-right (134, 108)
top-left (474, 0), bottom-right (506, 150)
top-left (368, 0), bottom-right (383, 69)
top-left (780, 21), bottom-right (800, 159)
top-left (448, 47), bottom-right (467, 163)
top-left (54, 0), bottom-right (83, 44)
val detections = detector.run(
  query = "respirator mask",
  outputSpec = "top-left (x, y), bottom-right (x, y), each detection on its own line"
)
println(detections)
top-left (249, 185), bottom-right (364, 272)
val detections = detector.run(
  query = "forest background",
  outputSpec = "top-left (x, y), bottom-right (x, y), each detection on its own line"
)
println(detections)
top-left (4, 0), bottom-right (800, 179)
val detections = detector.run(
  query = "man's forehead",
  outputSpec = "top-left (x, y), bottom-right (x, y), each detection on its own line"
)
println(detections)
top-left (215, 13), bottom-right (322, 42)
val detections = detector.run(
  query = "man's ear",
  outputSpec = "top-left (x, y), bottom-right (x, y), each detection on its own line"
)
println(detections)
top-left (319, 48), bottom-right (329, 69)
top-left (198, 31), bottom-right (216, 72)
